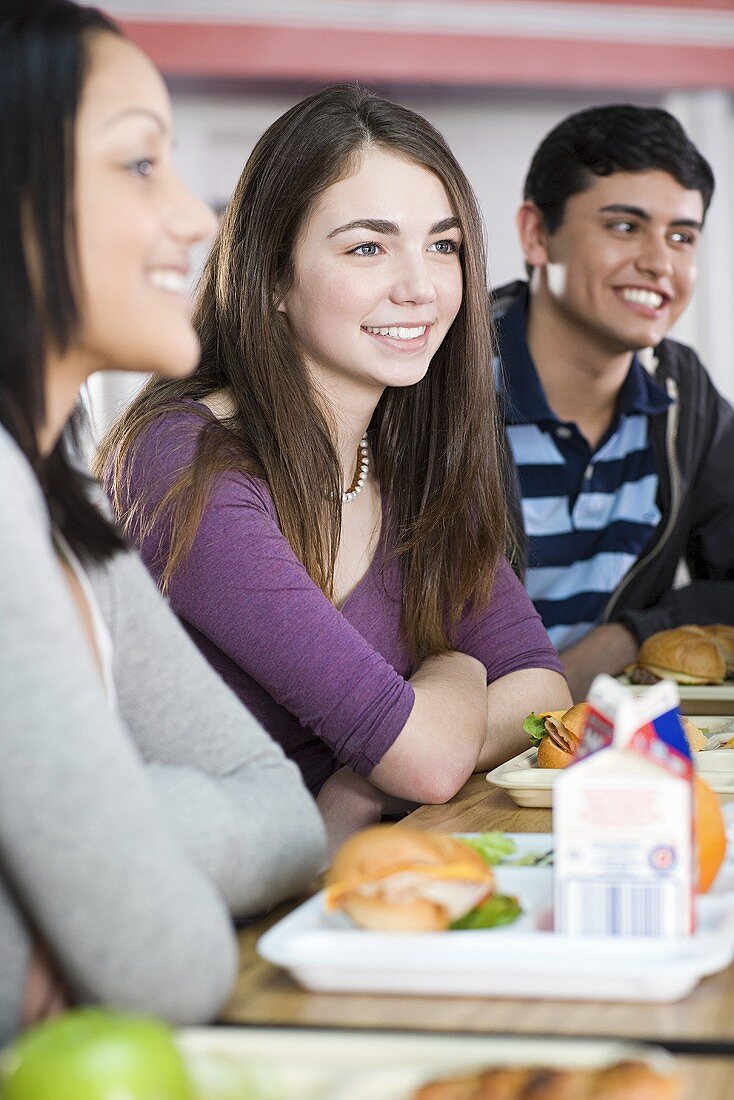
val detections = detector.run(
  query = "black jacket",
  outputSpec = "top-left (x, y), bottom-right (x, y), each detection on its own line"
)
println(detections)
top-left (494, 280), bottom-right (734, 643)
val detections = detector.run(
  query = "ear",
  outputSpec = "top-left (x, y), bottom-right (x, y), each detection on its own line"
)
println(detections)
top-left (516, 201), bottom-right (550, 268)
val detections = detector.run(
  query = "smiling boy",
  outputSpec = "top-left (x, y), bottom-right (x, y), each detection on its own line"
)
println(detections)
top-left (495, 105), bottom-right (734, 700)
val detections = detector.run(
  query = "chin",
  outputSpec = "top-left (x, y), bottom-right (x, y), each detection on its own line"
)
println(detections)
top-left (624, 330), bottom-right (667, 353)
top-left (599, 323), bottom-right (664, 356)
top-left (149, 331), bottom-right (201, 378)
top-left (382, 371), bottom-right (430, 391)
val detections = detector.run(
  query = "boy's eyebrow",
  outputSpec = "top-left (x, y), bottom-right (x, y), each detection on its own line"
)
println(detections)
top-left (327, 215), bottom-right (461, 238)
top-left (599, 203), bottom-right (702, 231)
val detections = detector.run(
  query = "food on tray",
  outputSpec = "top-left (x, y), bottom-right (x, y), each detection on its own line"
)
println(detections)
top-left (679, 715), bottom-right (708, 752)
top-left (695, 775), bottom-right (726, 893)
top-left (523, 703), bottom-right (589, 768)
top-left (449, 893), bottom-right (522, 929)
top-left (413, 1059), bottom-right (683, 1099)
top-left (458, 831), bottom-right (517, 864)
top-left (703, 623), bottom-right (734, 676)
top-left (627, 626), bottom-right (726, 685)
top-left (524, 704), bottom-right (707, 766)
top-left (324, 825), bottom-right (520, 931)
top-left (185, 1052), bottom-right (282, 1100)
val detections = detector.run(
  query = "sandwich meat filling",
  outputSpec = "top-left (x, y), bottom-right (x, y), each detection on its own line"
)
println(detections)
top-left (326, 862), bottom-right (495, 921)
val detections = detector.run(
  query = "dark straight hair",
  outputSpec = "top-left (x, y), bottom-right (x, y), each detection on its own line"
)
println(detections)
top-left (0, 0), bottom-right (124, 562)
top-left (524, 104), bottom-right (715, 235)
top-left (99, 84), bottom-right (513, 662)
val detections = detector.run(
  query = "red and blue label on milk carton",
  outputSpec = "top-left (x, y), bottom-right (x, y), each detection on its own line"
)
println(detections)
top-left (554, 675), bottom-right (694, 937)
top-left (627, 705), bottom-right (693, 781)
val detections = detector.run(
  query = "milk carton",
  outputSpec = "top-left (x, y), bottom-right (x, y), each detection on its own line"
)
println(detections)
top-left (554, 674), bottom-right (694, 937)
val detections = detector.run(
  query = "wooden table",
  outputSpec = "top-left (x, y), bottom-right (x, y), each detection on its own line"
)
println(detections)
top-left (222, 778), bottom-right (734, 1059)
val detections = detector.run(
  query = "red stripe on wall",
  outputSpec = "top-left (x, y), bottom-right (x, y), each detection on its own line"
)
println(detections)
top-left (449, 0), bottom-right (734, 8)
top-left (121, 21), bottom-right (734, 90)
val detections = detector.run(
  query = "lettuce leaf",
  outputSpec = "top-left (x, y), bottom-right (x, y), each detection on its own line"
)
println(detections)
top-left (458, 832), bottom-right (516, 865)
top-left (523, 712), bottom-right (547, 747)
top-left (450, 893), bottom-right (522, 930)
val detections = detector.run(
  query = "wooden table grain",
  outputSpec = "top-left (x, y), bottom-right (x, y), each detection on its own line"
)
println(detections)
top-left (673, 1057), bottom-right (734, 1096)
top-left (222, 779), bottom-right (734, 1054)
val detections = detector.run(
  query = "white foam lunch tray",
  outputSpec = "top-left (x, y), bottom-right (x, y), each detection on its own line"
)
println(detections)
top-left (257, 834), bottom-right (734, 1004)
top-left (487, 717), bottom-right (734, 808)
top-left (178, 1027), bottom-right (676, 1100)
top-left (616, 675), bottom-right (734, 715)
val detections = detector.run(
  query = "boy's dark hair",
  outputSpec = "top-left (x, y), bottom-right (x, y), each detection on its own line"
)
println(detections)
top-left (0, 0), bottom-right (124, 563)
top-left (524, 104), bottom-right (715, 234)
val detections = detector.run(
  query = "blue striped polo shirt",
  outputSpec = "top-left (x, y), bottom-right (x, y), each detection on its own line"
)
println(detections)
top-left (498, 291), bottom-right (672, 651)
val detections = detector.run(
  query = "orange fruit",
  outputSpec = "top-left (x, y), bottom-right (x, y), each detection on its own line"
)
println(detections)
top-left (694, 775), bottom-right (727, 893)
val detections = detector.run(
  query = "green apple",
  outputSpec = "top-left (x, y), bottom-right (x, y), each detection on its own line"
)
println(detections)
top-left (0, 1008), bottom-right (194, 1100)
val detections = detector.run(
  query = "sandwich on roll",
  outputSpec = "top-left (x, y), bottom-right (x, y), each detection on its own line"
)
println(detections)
top-left (324, 826), bottom-right (496, 931)
top-left (414, 1059), bottom-right (682, 1100)
top-left (524, 703), bottom-right (589, 768)
top-left (628, 626), bottom-right (726, 686)
top-left (703, 624), bottom-right (734, 677)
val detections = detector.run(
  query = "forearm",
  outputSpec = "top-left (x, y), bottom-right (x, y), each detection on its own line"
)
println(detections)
top-left (620, 581), bottom-right (734, 644)
top-left (476, 668), bottom-right (572, 772)
top-left (561, 623), bottom-right (638, 702)
top-left (147, 760), bottom-right (326, 916)
top-left (369, 651), bottom-right (487, 804)
top-left (94, 550), bottom-right (327, 914)
top-left (316, 767), bottom-right (418, 861)
top-left (1, 700), bottom-right (239, 1025)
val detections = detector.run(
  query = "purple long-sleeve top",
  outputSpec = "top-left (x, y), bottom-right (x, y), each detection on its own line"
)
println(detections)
top-left (120, 404), bottom-right (563, 795)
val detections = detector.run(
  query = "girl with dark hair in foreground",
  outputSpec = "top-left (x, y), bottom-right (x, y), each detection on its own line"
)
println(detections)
top-left (0, 0), bottom-right (325, 1043)
top-left (99, 84), bottom-right (571, 848)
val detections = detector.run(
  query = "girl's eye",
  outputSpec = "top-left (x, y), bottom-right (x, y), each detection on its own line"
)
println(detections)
top-left (429, 239), bottom-right (460, 254)
top-left (127, 158), bottom-right (155, 178)
top-left (350, 242), bottom-right (381, 257)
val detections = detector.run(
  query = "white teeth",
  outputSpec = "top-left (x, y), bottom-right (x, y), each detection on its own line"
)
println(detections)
top-left (364, 325), bottom-right (427, 339)
top-left (147, 269), bottom-right (188, 294)
top-left (620, 287), bottom-right (664, 310)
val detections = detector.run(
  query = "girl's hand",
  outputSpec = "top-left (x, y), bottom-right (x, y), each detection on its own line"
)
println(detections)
top-left (22, 940), bottom-right (68, 1029)
top-left (316, 767), bottom-right (387, 862)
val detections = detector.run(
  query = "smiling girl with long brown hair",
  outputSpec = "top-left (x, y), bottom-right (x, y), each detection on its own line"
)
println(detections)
top-left (1, 0), bottom-right (324, 1038)
top-left (99, 85), bottom-right (569, 845)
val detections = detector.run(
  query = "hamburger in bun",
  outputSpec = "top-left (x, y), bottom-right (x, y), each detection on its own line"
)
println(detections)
top-left (628, 626), bottom-right (726, 686)
top-left (524, 703), bottom-right (590, 769)
top-left (703, 624), bottom-right (734, 677)
top-left (324, 826), bottom-right (496, 931)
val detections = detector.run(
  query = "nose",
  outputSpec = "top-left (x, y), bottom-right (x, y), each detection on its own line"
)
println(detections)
top-left (169, 176), bottom-right (218, 245)
top-left (389, 251), bottom-right (438, 307)
top-left (634, 232), bottom-right (673, 280)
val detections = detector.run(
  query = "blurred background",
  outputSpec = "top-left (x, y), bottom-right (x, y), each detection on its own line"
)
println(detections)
top-left (85, 0), bottom-right (734, 431)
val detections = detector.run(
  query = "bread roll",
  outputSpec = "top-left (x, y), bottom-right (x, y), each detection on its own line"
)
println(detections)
top-left (635, 627), bottom-right (725, 685)
top-left (535, 703), bottom-right (589, 769)
top-left (702, 624), bottom-right (734, 677)
top-left (325, 826), bottom-right (495, 931)
top-left (414, 1059), bottom-right (682, 1099)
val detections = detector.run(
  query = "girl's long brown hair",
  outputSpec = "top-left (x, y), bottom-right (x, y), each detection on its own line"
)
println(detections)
top-left (97, 84), bottom-right (513, 663)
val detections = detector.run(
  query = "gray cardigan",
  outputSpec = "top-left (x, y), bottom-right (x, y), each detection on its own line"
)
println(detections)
top-left (0, 426), bottom-right (326, 1044)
